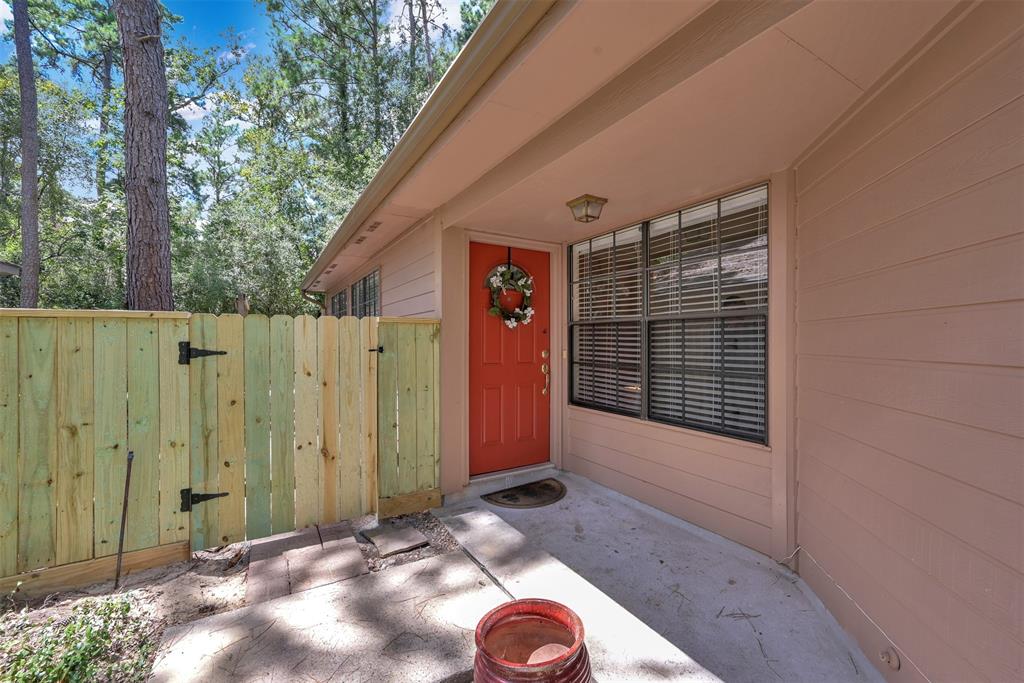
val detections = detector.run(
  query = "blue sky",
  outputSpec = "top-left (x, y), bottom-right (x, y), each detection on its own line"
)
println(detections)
top-left (0, 0), bottom-right (275, 63)
top-left (164, 0), bottom-right (274, 57)
top-left (1, 0), bottom-right (464, 68)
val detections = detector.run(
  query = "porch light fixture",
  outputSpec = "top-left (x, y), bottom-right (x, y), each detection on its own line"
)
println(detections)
top-left (566, 194), bottom-right (607, 223)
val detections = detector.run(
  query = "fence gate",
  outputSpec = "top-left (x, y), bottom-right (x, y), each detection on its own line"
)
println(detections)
top-left (186, 314), bottom-right (382, 551)
top-left (0, 310), bottom-right (441, 590)
top-left (375, 319), bottom-right (441, 517)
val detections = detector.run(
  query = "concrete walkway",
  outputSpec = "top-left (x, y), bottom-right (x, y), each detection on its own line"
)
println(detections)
top-left (151, 552), bottom-right (506, 682)
top-left (462, 472), bottom-right (882, 683)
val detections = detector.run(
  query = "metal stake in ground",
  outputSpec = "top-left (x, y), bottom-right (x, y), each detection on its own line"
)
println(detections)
top-left (114, 450), bottom-right (135, 589)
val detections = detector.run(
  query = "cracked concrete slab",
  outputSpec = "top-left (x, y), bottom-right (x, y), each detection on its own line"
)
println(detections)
top-left (151, 552), bottom-right (506, 683)
top-left (246, 523), bottom-right (368, 604)
top-left (363, 524), bottom-right (430, 557)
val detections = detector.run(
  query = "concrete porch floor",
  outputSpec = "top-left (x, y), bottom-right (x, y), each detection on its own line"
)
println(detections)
top-left (150, 471), bottom-right (882, 682)
top-left (458, 471), bottom-right (882, 683)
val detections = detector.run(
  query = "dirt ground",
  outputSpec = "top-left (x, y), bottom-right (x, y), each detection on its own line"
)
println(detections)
top-left (1, 510), bottom-right (458, 631)
top-left (0, 511), bottom-right (463, 680)
top-left (2, 543), bottom-right (250, 630)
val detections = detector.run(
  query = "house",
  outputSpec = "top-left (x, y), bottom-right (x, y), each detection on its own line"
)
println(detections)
top-left (303, 1), bottom-right (1024, 681)
top-left (0, 261), bottom-right (19, 278)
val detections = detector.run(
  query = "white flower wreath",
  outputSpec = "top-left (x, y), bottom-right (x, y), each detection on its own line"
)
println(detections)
top-left (487, 264), bottom-right (535, 329)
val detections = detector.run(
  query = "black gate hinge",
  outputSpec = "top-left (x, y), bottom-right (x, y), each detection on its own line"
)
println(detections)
top-left (180, 487), bottom-right (229, 512)
top-left (178, 341), bottom-right (227, 365)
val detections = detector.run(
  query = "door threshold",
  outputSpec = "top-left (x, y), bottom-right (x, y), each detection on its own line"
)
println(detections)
top-left (445, 463), bottom-right (558, 506)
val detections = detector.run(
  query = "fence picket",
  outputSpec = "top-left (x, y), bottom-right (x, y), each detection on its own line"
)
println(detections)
top-left (338, 317), bottom-right (362, 520)
top-left (55, 317), bottom-right (94, 565)
top-left (0, 318), bottom-right (18, 577)
top-left (126, 319), bottom-right (160, 552)
top-left (293, 315), bottom-right (319, 528)
top-left (19, 318), bottom-right (57, 571)
top-left (360, 317), bottom-right (378, 515)
top-left (158, 319), bottom-right (190, 544)
top-left (216, 314), bottom-right (245, 545)
top-left (414, 324), bottom-right (437, 491)
top-left (377, 322), bottom-right (398, 500)
top-left (396, 324), bottom-right (418, 495)
top-left (94, 318), bottom-right (128, 557)
top-left (318, 316), bottom-right (339, 523)
top-left (270, 315), bottom-right (295, 534)
top-left (188, 314), bottom-right (218, 551)
top-left (244, 315), bottom-right (272, 539)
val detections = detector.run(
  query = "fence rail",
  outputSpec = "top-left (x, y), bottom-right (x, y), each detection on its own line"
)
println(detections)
top-left (0, 309), bottom-right (440, 588)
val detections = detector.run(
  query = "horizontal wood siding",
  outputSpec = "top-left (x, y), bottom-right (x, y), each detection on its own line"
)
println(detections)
top-left (794, 4), bottom-right (1024, 682)
top-left (328, 220), bottom-right (440, 318)
top-left (566, 406), bottom-right (773, 555)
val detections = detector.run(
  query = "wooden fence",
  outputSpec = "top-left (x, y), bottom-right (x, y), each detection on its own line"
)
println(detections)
top-left (0, 309), bottom-right (440, 591)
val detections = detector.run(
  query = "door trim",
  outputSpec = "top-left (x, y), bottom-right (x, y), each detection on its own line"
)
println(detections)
top-left (443, 228), bottom-right (565, 493)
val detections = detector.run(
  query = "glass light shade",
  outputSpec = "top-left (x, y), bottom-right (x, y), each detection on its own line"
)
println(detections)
top-left (566, 194), bottom-right (607, 223)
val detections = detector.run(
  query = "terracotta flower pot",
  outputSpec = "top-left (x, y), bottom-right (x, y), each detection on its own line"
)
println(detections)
top-left (474, 599), bottom-right (592, 682)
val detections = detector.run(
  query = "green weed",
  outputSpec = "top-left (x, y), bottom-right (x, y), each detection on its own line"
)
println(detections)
top-left (0, 597), bottom-right (157, 682)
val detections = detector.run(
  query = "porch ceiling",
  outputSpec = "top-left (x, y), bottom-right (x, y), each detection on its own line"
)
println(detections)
top-left (453, 0), bottom-right (956, 242)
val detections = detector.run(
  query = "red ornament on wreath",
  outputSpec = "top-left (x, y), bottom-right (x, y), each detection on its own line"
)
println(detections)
top-left (485, 263), bottom-right (535, 329)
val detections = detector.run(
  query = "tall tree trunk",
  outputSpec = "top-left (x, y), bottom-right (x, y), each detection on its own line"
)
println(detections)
top-left (96, 48), bottom-right (113, 196)
top-left (12, 0), bottom-right (39, 308)
top-left (115, 0), bottom-right (173, 310)
top-left (419, 0), bottom-right (433, 86)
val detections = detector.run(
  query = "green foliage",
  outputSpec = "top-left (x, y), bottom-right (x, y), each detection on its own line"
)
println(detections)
top-left (0, 0), bottom-right (494, 313)
top-left (456, 0), bottom-right (497, 48)
top-left (0, 598), bottom-right (157, 683)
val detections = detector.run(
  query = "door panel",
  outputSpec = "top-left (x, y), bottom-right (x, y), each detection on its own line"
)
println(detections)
top-left (469, 243), bottom-right (551, 476)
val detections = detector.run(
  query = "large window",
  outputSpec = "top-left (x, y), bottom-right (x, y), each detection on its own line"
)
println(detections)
top-left (330, 290), bottom-right (348, 317)
top-left (351, 269), bottom-right (380, 318)
top-left (569, 185), bottom-right (768, 443)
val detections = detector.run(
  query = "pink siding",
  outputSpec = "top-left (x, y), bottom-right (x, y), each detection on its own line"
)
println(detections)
top-left (328, 219), bottom-right (440, 318)
top-left (794, 4), bottom-right (1024, 682)
top-left (565, 407), bottom-right (773, 554)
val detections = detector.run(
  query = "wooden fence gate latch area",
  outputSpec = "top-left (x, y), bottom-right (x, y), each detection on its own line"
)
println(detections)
top-left (180, 488), bottom-right (229, 512)
top-left (368, 345), bottom-right (384, 353)
top-left (178, 341), bottom-right (227, 365)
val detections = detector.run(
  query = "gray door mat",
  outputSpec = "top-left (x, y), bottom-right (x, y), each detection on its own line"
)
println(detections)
top-left (482, 478), bottom-right (566, 508)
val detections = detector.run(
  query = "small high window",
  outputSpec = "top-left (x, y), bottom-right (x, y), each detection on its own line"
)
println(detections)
top-left (351, 270), bottom-right (380, 318)
top-left (330, 290), bottom-right (347, 317)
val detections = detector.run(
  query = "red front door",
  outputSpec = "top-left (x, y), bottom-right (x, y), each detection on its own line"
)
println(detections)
top-left (469, 242), bottom-right (551, 476)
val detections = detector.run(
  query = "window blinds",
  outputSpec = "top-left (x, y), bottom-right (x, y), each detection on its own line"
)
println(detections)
top-left (569, 185), bottom-right (768, 443)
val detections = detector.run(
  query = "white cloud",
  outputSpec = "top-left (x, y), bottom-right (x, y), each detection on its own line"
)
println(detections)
top-left (176, 100), bottom-right (214, 122)
top-left (0, 1), bottom-right (13, 35)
